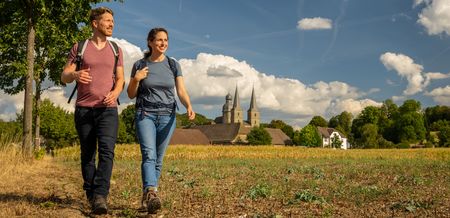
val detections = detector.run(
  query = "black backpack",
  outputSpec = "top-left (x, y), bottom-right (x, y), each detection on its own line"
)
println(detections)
top-left (67, 40), bottom-right (120, 104)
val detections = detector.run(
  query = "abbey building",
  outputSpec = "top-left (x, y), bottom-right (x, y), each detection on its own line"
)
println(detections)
top-left (215, 86), bottom-right (260, 127)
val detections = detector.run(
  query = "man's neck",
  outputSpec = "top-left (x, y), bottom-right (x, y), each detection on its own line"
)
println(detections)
top-left (90, 33), bottom-right (108, 49)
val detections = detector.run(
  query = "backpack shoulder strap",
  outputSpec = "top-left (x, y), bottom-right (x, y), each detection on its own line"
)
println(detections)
top-left (166, 55), bottom-right (178, 77)
top-left (75, 40), bottom-right (88, 71)
top-left (108, 40), bottom-right (119, 57)
top-left (68, 40), bottom-right (88, 104)
top-left (107, 40), bottom-right (122, 105)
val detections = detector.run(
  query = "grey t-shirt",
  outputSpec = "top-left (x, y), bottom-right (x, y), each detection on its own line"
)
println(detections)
top-left (131, 56), bottom-right (182, 114)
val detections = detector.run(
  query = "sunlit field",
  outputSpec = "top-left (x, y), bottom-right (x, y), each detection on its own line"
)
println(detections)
top-left (1, 145), bottom-right (449, 217)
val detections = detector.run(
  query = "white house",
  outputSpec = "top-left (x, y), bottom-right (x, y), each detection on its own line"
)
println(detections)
top-left (317, 127), bottom-right (351, 149)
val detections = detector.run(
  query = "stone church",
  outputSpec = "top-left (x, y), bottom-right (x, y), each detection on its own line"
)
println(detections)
top-left (169, 86), bottom-right (292, 145)
top-left (214, 86), bottom-right (260, 127)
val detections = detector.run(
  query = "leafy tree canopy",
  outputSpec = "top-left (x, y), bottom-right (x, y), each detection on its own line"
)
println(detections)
top-left (247, 126), bottom-right (272, 145)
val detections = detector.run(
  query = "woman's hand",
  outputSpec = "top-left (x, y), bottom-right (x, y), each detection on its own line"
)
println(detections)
top-left (133, 66), bottom-right (148, 82)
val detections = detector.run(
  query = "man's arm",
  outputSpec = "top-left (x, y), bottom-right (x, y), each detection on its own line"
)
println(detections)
top-left (104, 66), bottom-right (124, 105)
top-left (61, 61), bottom-right (92, 84)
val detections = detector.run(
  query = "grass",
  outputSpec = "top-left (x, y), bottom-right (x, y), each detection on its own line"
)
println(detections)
top-left (1, 145), bottom-right (449, 217)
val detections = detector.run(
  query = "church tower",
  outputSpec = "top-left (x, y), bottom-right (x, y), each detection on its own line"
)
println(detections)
top-left (222, 93), bottom-right (232, 124)
top-left (231, 86), bottom-right (243, 124)
top-left (247, 86), bottom-right (260, 127)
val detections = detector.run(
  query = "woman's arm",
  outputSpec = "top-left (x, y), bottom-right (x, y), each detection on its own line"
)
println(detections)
top-left (175, 76), bottom-right (195, 120)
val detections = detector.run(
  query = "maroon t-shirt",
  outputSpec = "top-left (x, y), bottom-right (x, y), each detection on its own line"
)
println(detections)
top-left (67, 40), bottom-right (123, 107)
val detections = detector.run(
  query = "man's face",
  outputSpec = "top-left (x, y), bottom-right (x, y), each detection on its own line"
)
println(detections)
top-left (93, 12), bottom-right (114, 37)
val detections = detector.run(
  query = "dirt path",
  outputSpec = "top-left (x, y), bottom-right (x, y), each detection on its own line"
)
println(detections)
top-left (0, 155), bottom-right (92, 217)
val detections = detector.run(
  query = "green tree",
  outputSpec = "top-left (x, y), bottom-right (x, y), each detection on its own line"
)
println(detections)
top-left (247, 127), bottom-right (272, 145)
top-left (176, 112), bottom-right (212, 128)
top-left (330, 133), bottom-right (343, 149)
top-left (328, 111), bottom-right (352, 137)
top-left (1, 0), bottom-right (120, 156)
top-left (309, 116), bottom-right (328, 127)
top-left (292, 130), bottom-right (301, 146)
top-left (360, 123), bottom-right (378, 148)
top-left (120, 104), bottom-right (137, 142)
top-left (299, 125), bottom-right (322, 147)
top-left (268, 120), bottom-right (294, 139)
top-left (379, 99), bottom-right (398, 143)
top-left (37, 99), bottom-right (77, 150)
top-left (438, 125), bottom-right (450, 147)
top-left (394, 100), bottom-right (426, 143)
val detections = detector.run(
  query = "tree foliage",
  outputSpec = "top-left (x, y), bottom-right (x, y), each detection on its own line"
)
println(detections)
top-left (268, 119), bottom-right (294, 139)
top-left (328, 111), bottom-right (352, 137)
top-left (308, 116), bottom-right (328, 127)
top-left (299, 125), bottom-right (322, 147)
top-left (330, 133), bottom-right (343, 149)
top-left (177, 112), bottom-right (212, 128)
top-left (36, 99), bottom-right (77, 150)
top-left (247, 127), bottom-right (272, 145)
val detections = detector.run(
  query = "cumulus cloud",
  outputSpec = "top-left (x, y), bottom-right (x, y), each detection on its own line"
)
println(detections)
top-left (297, 17), bottom-right (333, 30)
top-left (0, 91), bottom-right (23, 121)
top-left (380, 52), bottom-right (450, 96)
top-left (416, 0), bottom-right (450, 36)
top-left (426, 86), bottom-right (450, 105)
top-left (180, 53), bottom-right (379, 126)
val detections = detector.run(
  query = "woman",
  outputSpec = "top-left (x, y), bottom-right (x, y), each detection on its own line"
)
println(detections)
top-left (127, 27), bottom-right (195, 214)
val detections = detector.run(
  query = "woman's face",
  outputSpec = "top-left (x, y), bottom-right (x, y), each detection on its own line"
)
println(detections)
top-left (149, 31), bottom-right (168, 54)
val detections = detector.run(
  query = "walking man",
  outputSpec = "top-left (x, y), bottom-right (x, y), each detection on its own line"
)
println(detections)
top-left (61, 7), bottom-right (124, 215)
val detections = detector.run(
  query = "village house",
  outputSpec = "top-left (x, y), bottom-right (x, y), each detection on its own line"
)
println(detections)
top-left (317, 127), bottom-right (351, 149)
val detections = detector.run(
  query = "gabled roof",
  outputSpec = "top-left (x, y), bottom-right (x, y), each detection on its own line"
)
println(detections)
top-left (193, 123), bottom-right (242, 143)
top-left (264, 128), bottom-right (292, 145)
top-left (317, 127), bottom-right (345, 138)
top-left (169, 128), bottom-right (210, 145)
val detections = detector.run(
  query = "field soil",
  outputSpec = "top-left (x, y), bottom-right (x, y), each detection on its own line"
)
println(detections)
top-left (0, 146), bottom-right (449, 217)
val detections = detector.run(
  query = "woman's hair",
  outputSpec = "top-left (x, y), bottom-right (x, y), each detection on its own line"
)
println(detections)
top-left (144, 27), bottom-right (169, 59)
top-left (89, 7), bottom-right (114, 23)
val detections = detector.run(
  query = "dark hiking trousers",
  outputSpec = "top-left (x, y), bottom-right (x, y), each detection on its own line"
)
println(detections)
top-left (75, 106), bottom-right (118, 198)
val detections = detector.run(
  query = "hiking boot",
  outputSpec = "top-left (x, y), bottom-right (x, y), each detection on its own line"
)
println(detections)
top-left (143, 189), bottom-right (161, 214)
top-left (91, 195), bottom-right (108, 215)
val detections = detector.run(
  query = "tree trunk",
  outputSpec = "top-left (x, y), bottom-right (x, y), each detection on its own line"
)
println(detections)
top-left (34, 81), bottom-right (41, 150)
top-left (23, 4), bottom-right (35, 157)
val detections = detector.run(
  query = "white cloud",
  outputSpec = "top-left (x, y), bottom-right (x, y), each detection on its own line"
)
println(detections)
top-left (392, 95), bottom-right (407, 103)
top-left (180, 53), bottom-right (379, 126)
top-left (0, 91), bottom-right (23, 121)
top-left (327, 99), bottom-right (382, 117)
top-left (416, 0), bottom-right (450, 36)
top-left (426, 85), bottom-right (450, 105)
top-left (297, 17), bottom-right (333, 30)
top-left (379, 52), bottom-right (449, 96)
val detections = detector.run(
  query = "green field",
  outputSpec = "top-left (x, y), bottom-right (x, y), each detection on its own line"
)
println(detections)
top-left (1, 145), bottom-right (449, 217)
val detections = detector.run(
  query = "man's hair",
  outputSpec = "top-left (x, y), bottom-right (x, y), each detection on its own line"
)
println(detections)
top-left (89, 7), bottom-right (114, 23)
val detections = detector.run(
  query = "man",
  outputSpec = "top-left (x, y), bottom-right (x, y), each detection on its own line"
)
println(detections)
top-left (61, 7), bottom-right (124, 215)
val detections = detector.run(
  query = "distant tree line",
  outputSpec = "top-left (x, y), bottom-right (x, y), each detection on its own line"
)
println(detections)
top-left (1, 98), bottom-right (449, 149)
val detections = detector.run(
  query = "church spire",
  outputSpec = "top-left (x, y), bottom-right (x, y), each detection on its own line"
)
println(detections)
top-left (248, 86), bottom-right (257, 111)
top-left (247, 86), bottom-right (260, 127)
top-left (231, 85), bottom-right (243, 124)
top-left (233, 85), bottom-right (241, 109)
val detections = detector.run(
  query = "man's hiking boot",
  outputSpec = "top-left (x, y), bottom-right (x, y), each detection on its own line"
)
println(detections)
top-left (91, 195), bottom-right (108, 215)
top-left (142, 189), bottom-right (161, 214)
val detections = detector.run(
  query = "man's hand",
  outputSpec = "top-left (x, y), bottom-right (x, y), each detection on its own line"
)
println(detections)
top-left (74, 68), bottom-right (92, 84)
top-left (103, 90), bottom-right (120, 106)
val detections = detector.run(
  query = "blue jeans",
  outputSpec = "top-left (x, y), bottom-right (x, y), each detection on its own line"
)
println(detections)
top-left (75, 107), bottom-right (118, 198)
top-left (135, 111), bottom-right (176, 190)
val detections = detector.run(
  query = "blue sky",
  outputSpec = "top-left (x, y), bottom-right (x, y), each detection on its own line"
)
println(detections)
top-left (1, 0), bottom-right (450, 127)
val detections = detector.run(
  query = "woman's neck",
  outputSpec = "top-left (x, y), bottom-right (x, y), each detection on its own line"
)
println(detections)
top-left (149, 53), bottom-right (165, 62)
